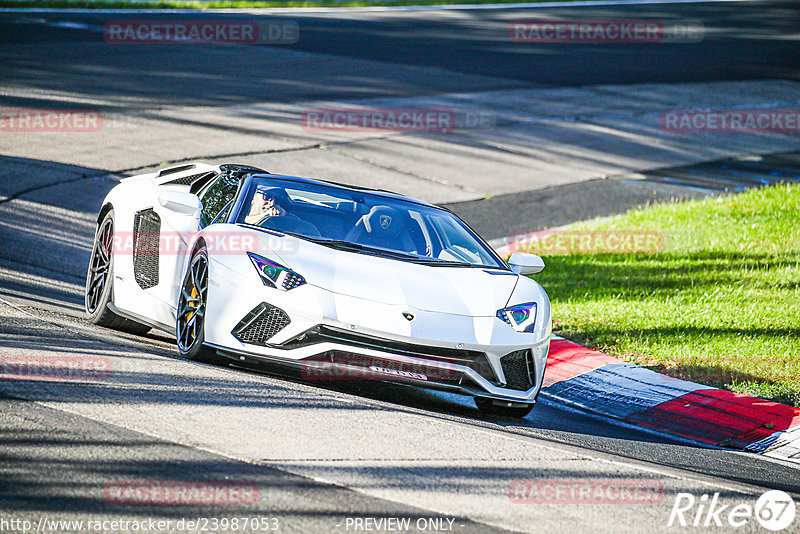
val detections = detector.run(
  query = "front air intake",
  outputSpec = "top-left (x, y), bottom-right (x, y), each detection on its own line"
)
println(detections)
top-left (500, 349), bottom-right (535, 391)
top-left (232, 303), bottom-right (291, 346)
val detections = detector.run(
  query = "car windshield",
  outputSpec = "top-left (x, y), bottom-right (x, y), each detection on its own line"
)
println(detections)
top-left (234, 176), bottom-right (507, 270)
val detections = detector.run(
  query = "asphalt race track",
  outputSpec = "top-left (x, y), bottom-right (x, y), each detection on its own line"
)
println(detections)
top-left (1, 1), bottom-right (800, 532)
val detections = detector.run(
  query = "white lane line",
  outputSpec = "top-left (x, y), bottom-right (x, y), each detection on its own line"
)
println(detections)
top-left (0, 0), bottom-right (755, 14)
top-left (48, 21), bottom-right (91, 30)
top-left (6, 17), bottom-right (101, 32)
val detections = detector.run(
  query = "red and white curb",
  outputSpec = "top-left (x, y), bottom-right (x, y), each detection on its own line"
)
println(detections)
top-left (541, 336), bottom-right (800, 463)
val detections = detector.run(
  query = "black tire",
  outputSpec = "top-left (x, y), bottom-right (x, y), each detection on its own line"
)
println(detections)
top-left (85, 209), bottom-right (151, 335)
top-left (176, 245), bottom-right (217, 363)
top-left (474, 397), bottom-right (534, 418)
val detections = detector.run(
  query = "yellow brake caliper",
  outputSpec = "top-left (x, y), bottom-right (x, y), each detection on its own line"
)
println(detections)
top-left (186, 286), bottom-right (198, 323)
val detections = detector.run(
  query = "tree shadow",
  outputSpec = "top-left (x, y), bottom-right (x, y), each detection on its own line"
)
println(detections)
top-left (0, 401), bottom-right (511, 533)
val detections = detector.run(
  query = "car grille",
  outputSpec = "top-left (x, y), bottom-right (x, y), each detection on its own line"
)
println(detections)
top-left (325, 350), bottom-right (462, 383)
top-left (280, 325), bottom-right (498, 384)
top-left (132, 208), bottom-right (160, 289)
top-left (501, 349), bottom-right (535, 391)
top-left (232, 303), bottom-right (291, 346)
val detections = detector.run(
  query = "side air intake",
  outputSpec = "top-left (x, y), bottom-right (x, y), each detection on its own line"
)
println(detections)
top-left (132, 208), bottom-right (160, 289)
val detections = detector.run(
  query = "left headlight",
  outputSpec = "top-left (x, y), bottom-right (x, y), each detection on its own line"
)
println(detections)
top-left (497, 302), bottom-right (537, 333)
top-left (247, 252), bottom-right (306, 290)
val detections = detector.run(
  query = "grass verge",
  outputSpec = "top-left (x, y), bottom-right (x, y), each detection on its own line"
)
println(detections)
top-left (530, 183), bottom-right (800, 407)
top-left (0, 0), bottom-right (582, 9)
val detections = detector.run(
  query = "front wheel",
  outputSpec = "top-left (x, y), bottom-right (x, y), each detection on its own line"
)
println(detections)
top-left (176, 245), bottom-right (217, 363)
top-left (475, 397), bottom-right (534, 418)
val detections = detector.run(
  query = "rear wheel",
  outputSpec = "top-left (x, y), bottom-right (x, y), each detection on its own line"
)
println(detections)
top-left (475, 397), bottom-right (534, 418)
top-left (85, 209), bottom-right (151, 335)
top-left (176, 245), bottom-right (217, 363)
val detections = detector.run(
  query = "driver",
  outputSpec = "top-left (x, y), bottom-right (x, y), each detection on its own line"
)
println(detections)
top-left (244, 188), bottom-right (286, 225)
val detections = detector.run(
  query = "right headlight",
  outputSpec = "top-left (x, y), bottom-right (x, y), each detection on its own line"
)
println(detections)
top-left (496, 302), bottom-right (537, 333)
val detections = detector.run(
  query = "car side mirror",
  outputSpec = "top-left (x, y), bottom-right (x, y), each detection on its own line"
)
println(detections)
top-left (158, 190), bottom-right (202, 217)
top-left (508, 252), bottom-right (545, 275)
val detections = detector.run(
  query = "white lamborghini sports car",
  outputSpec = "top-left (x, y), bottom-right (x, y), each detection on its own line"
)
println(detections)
top-left (85, 163), bottom-right (551, 416)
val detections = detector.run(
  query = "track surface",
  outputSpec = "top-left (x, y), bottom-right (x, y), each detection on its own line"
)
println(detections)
top-left (1, 2), bottom-right (799, 532)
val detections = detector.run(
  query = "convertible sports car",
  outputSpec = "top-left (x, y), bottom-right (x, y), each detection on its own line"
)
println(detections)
top-left (86, 163), bottom-right (551, 416)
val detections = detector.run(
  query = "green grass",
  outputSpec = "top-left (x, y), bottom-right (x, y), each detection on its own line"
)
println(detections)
top-left (530, 183), bottom-right (800, 407)
top-left (0, 0), bottom-right (585, 9)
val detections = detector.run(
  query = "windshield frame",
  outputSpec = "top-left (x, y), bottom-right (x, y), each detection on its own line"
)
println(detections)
top-left (229, 174), bottom-right (510, 271)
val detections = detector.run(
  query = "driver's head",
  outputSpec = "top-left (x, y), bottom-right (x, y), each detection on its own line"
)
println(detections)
top-left (252, 188), bottom-right (278, 211)
top-left (248, 187), bottom-right (288, 221)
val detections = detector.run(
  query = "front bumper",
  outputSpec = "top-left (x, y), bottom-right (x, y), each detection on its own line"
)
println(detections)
top-left (209, 316), bottom-right (550, 403)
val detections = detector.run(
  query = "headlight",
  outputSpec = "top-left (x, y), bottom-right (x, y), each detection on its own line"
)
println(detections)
top-left (247, 252), bottom-right (306, 290)
top-left (497, 302), bottom-right (537, 333)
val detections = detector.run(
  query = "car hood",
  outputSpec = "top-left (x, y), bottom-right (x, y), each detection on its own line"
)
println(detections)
top-left (270, 236), bottom-right (519, 317)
